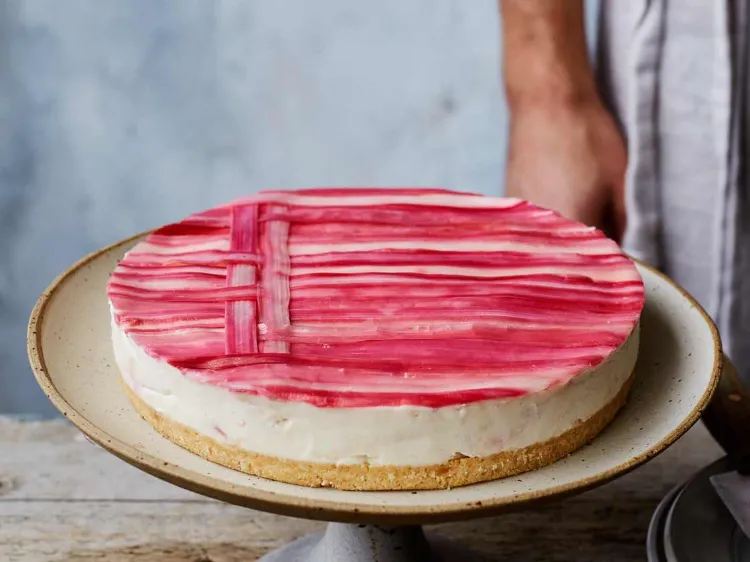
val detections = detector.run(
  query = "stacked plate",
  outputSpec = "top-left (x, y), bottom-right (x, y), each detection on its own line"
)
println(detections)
top-left (648, 457), bottom-right (750, 561)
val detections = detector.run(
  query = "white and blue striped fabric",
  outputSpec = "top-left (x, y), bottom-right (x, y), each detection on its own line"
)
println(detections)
top-left (598, 0), bottom-right (750, 383)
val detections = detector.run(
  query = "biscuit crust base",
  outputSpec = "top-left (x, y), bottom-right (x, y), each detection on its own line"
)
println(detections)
top-left (123, 372), bottom-right (634, 491)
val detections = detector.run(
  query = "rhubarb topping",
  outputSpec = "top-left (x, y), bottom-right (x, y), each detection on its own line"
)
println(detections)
top-left (108, 188), bottom-right (644, 408)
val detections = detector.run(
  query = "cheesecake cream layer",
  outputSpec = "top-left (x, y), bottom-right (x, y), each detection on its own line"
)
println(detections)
top-left (113, 319), bottom-right (639, 467)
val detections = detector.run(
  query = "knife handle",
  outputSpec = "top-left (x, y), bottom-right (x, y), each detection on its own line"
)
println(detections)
top-left (702, 355), bottom-right (750, 473)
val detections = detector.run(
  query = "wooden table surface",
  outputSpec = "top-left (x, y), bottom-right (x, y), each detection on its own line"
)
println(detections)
top-left (0, 416), bottom-right (724, 562)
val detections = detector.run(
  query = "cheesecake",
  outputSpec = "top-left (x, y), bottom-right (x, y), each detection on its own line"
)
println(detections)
top-left (108, 188), bottom-right (644, 490)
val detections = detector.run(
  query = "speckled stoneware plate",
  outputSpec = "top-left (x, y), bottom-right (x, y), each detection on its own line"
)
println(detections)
top-left (27, 234), bottom-right (722, 525)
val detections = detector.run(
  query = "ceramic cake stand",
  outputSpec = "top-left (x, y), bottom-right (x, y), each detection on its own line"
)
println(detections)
top-left (28, 235), bottom-right (722, 562)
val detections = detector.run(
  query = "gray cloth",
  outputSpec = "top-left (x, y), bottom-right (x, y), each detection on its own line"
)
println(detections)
top-left (597, 0), bottom-right (750, 380)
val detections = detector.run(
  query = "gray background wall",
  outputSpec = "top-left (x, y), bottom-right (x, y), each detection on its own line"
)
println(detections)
top-left (0, 0), bottom-right (598, 417)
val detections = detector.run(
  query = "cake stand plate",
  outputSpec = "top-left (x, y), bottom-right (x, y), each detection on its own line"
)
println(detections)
top-left (28, 235), bottom-right (722, 561)
top-left (646, 457), bottom-right (750, 562)
top-left (665, 457), bottom-right (750, 562)
top-left (647, 484), bottom-right (683, 561)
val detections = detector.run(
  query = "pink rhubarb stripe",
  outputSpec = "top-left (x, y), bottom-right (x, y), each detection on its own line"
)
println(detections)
top-left (259, 206), bottom-right (291, 354)
top-left (225, 204), bottom-right (260, 355)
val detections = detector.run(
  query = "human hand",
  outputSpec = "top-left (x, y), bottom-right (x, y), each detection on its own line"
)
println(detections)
top-left (505, 98), bottom-right (627, 241)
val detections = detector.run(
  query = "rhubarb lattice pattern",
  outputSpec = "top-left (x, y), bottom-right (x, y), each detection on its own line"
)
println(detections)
top-left (108, 188), bottom-right (644, 408)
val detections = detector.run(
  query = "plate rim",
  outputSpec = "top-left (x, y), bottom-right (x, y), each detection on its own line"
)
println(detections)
top-left (647, 482), bottom-right (683, 562)
top-left (27, 232), bottom-right (724, 524)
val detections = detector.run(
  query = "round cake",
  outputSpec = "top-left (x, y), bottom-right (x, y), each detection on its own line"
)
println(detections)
top-left (108, 188), bottom-right (645, 491)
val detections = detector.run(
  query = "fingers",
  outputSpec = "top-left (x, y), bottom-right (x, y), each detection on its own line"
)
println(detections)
top-left (611, 178), bottom-right (627, 243)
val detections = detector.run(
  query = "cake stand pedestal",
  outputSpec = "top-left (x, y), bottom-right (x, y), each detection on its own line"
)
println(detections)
top-left (27, 235), bottom-right (723, 561)
top-left (259, 524), bottom-right (479, 562)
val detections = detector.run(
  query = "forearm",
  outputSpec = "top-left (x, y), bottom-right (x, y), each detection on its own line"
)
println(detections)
top-left (500, 0), bottom-right (598, 110)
